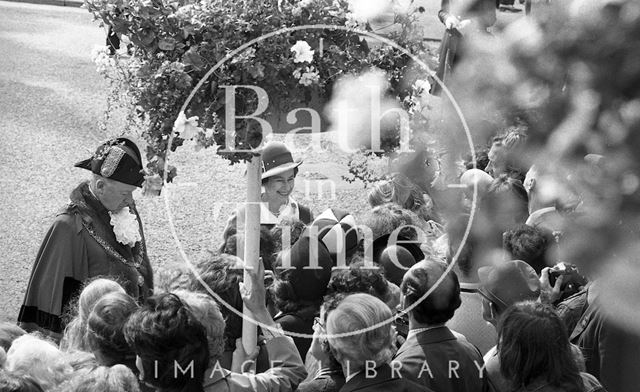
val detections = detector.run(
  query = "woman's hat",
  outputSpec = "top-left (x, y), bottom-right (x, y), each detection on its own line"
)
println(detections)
top-left (75, 138), bottom-right (145, 187)
top-left (261, 142), bottom-right (302, 180)
top-left (273, 232), bottom-right (333, 301)
top-left (310, 208), bottom-right (360, 265)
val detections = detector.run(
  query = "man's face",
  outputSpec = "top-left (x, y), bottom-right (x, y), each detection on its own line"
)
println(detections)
top-left (485, 142), bottom-right (506, 176)
top-left (96, 178), bottom-right (136, 212)
top-left (263, 169), bottom-right (296, 205)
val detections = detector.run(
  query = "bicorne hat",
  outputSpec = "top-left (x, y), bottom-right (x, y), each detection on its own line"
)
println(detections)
top-left (74, 138), bottom-right (145, 187)
top-left (261, 142), bottom-right (302, 180)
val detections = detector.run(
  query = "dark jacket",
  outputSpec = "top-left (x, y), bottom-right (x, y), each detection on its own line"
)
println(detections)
top-left (340, 364), bottom-right (430, 392)
top-left (393, 326), bottom-right (490, 392)
top-left (569, 288), bottom-right (640, 392)
top-left (274, 305), bottom-right (317, 359)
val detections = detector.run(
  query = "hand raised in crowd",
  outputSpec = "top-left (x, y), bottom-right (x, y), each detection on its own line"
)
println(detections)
top-left (539, 267), bottom-right (564, 304)
top-left (444, 15), bottom-right (470, 31)
top-left (231, 337), bottom-right (260, 373)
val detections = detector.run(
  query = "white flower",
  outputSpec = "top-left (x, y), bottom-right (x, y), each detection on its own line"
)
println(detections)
top-left (345, 12), bottom-right (360, 29)
top-left (293, 66), bottom-right (320, 86)
top-left (299, 0), bottom-right (314, 7)
top-left (109, 207), bottom-right (142, 247)
top-left (174, 111), bottom-right (200, 140)
top-left (91, 45), bottom-right (114, 74)
top-left (413, 79), bottom-right (431, 94)
top-left (290, 40), bottom-right (314, 63)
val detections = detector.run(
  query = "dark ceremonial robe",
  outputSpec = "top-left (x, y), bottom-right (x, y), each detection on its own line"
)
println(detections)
top-left (18, 181), bottom-right (153, 339)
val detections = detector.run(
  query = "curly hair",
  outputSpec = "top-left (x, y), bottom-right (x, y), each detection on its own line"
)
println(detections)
top-left (187, 252), bottom-right (244, 351)
top-left (502, 224), bottom-right (553, 273)
top-left (498, 301), bottom-right (583, 392)
top-left (61, 365), bottom-right (141, 392)
top-left (361, 203), bottom-right (425, 241)
top-left (0, 371), bottom-right (44, 392)
top-left (368, 173), bottom-right (435, 223)
top-left (326, 293), bottom-right (394, 371)
top-left (124, 293), bottom-right (209, 392)
top-left (325, 258), bottom-right (392, 305)
top-left (86, 292), bottom-right (138, 370)
top-left (400, 259), bottom-right (461, 325)
top-left (270, 217), bottom-right (307, 254)
top-left (220, 227), bottom-right (277, 270)
top-left (173, 290), bottom-right (225, 368)
top-left (5, 334), bottom-right (72, 390)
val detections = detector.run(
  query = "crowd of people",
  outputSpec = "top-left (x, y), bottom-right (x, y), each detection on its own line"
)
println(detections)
top-left (3, 129), bottom-right (639, 392)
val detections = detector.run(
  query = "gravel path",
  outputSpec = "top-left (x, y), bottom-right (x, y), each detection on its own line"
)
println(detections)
top-left (0, 1), bottom-right (372, 323)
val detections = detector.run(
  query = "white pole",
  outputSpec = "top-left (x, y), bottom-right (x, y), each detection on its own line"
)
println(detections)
top-left (241, 154), bottom-right (262, 358)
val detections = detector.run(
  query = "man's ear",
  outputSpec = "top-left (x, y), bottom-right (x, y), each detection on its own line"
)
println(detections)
top-left (94, 178), bottom-right (108, 195)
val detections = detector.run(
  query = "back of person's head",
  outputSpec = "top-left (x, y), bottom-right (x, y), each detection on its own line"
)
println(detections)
top-left (325, 259), bottom-right (393, 305)
top-left (464, 148), bottom-right (490, 171)
top-left (86, 292), bottom-right (138, 368)
top-left (400, 259), bottom-right (461, 325)
top-left (378, 245), bottom-right (417, 286)
top-left (502, 224), bottom-right (553, 273)
top-left (188, 252), bottom-right (244, 349)
top-left (63, 365), bottom-right (141, 392)
top-left (173, 290), bottom-right (225, 368)
top-left (221, 228), bottom-right (277, 270)
top-left (460, 168), bottom-right (494, 208)
top-left (498, 301), bottom-right (583, 392)
top-left (124, 293), bottom-right (208, 391)
top-left (271, 217), bottom-right (307, 254)
top-left (326, 293), bottom-right (394, 371)
top-left (62, 278), bottom-right (125, 352)
top-left (368, 173), bottom-right (433, 221)
top-left (6, 334), bottom-right (72, 390)
top-left (0, 323), bottom-right (26, 352)
top-left (79, 279), bottom-right (126, 322)
top-left (271, 233), bottom-right (333, 313)
top-left (64, 350), bottom-right (99, 374)
top-left (0, 370), bottom-right (44, 392)
top-left (478, 260), bottom-right (541, 317)
top-left (154, 265), bottom-right (194, 293)
top-left (361, 203), bottom-right (423, 241)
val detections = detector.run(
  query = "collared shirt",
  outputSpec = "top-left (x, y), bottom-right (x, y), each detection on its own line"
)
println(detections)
top-left (259, 196), bottom-right (300, 225)
top-left (525, 206), bottom-right (558, 227)
top-left (406, 325), bottom-right (445, 341)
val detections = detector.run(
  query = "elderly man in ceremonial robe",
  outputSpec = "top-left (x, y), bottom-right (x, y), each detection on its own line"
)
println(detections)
top-left (17, 138), bottom-right (154, 340)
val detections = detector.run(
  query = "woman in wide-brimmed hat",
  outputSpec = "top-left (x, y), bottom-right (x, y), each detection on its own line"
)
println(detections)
top-left (221, 142), bottom-right (314, 251)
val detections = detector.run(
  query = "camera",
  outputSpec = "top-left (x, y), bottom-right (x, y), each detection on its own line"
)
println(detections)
top-left (548, 262), bottom-right (588, 302)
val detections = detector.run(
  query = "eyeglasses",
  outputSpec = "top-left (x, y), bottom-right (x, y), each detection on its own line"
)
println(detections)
top-left (313, 317), bottom-right (325, 329)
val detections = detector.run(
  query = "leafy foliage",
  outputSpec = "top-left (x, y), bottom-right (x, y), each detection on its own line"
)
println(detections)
top-left (85, 0), bottom-right (434, 180)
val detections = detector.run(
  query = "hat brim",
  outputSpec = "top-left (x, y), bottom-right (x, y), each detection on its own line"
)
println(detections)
top-left (74, 158), bottom-right (92, 171)
top-left (261, 160), bottom-right (303, 180)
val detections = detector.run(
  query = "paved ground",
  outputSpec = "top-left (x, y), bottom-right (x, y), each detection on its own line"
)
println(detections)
top-left (0, 1), bottom-right (108, 322)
